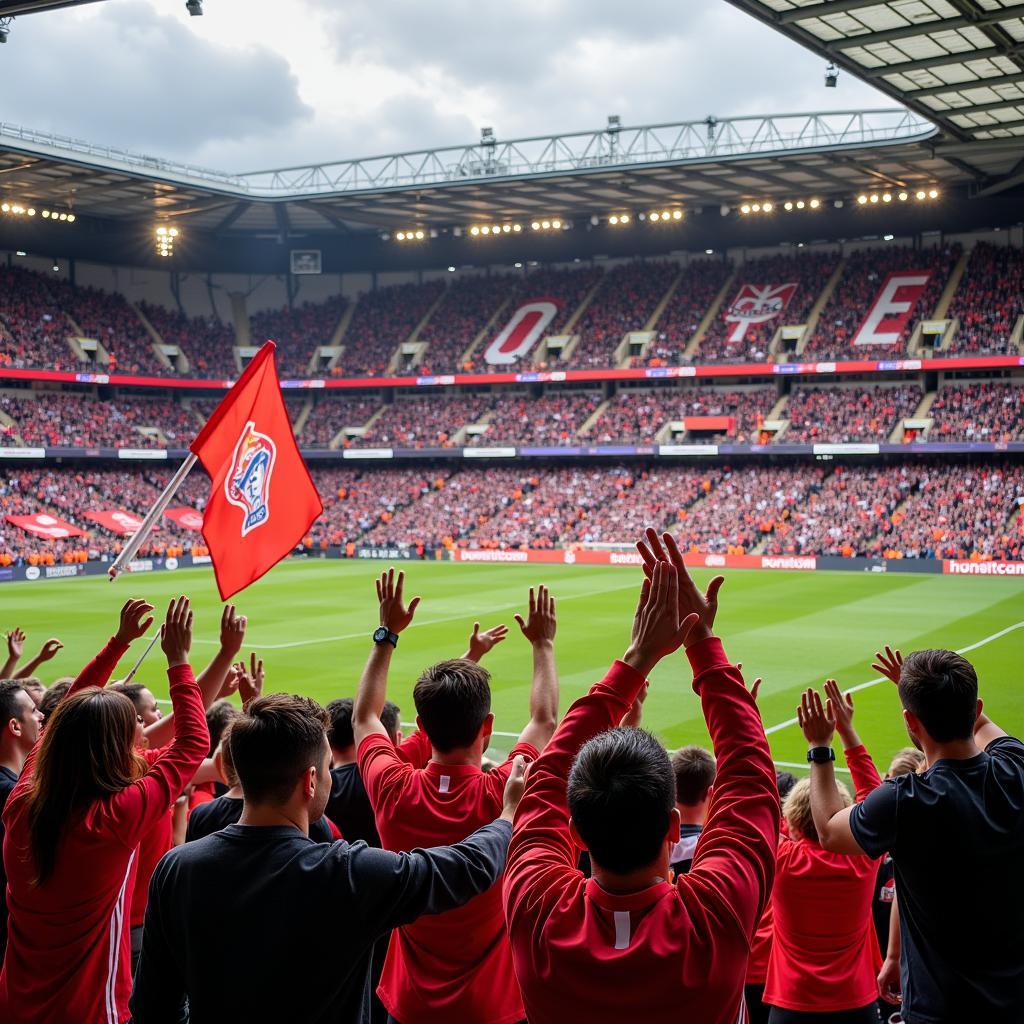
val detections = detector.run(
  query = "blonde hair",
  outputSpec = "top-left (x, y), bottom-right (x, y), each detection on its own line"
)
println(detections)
top-left (887, 747), bottom-right (925, 779)
top-left (784, 777), bottom-right (852, 844)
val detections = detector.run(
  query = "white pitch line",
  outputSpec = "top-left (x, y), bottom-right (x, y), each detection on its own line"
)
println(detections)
top-left (763, 620), bottom-right (1024, 737)
top-left (189, 577), bottom-right (643, 650)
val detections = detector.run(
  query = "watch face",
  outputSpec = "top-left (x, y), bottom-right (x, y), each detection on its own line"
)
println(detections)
top-left (373, 627), bottom-right (388, 642)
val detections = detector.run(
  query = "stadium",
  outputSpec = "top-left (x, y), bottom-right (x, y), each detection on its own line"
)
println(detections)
top-left (0, 1), bottom-right (1023, 1023)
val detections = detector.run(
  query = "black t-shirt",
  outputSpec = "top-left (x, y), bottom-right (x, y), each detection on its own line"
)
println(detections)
top-left (872, 853), bottom-right (896, 954)
top-left (849, 736), bottom-right (1024, 1024)
top-left (0, 764), bottom-right (17, 960)
top-left (130, 820), bottom-right (512, 1024)
top-left (324, 763), bottom-right (381, 847)
top-left (185, 796), bottom-right (334, 844)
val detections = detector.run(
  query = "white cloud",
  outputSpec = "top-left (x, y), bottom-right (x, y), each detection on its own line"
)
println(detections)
top-left (0, 0), bottom-right (894, 171)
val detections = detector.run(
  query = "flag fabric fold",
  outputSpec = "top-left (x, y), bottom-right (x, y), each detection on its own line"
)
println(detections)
top-left (189, 341), bottom-right (322, 599)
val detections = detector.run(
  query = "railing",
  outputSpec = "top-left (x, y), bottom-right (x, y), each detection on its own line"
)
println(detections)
top-left (0, 109), bottom-right (936, 198)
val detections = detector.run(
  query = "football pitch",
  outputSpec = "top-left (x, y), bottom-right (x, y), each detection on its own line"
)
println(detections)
top-left (3, 559), bottom-right (1022, 774)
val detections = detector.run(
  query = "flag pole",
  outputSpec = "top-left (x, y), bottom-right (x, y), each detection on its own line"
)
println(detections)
top-left (108, 452), bottom-right (198, 581)
top-left (122, 631), bottom-right (160, 683)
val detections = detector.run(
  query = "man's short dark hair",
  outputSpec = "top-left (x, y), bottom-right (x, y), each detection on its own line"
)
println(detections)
top-left (776, 771), bottom-right (797, 800)
top-left (568, 728), bottom-right (675, 874)
top-left (230, 694), bottom-right (329, 805)
top-left (413, 659), bottom-right (491, 753)
top-left (38, 679), bottom-right (72, 721)
top-left (326, 698), bottom-right (401, 750)
top-left (0, 680), bottom-right (28, 729)
top-left (109, 681), bottom-right (146, 712)
top-left (671, 745), bottom-right (716, 805)
top-left (899, 649), bottom-right (978, 743)
top-left (206, 699), bottom-right (238, 757)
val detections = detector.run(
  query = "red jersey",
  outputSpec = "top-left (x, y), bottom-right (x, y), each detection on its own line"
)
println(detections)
top-left (358, 731), bottom-right (538, 1024)
top-left (128, 747), bottom-right (177, 931)
top-left (763, 744), bottom-right (882, 1013)
top-left (502, 639), bottom-right (780, 1024)
top-left (0, 638), bottom-right (209, 1024)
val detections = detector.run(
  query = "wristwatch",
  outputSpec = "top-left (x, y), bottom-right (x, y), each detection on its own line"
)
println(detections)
top-left (807, 746), bottom-right (836, 764)
top-left (373, 626), bottom-right (399, 648)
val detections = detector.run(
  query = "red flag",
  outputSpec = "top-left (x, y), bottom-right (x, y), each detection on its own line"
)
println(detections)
top-left (6, 513), bottom-right (86, 539)
top-left (163, 507), bottom-right (204, 532)
top-left (189, 342), bottom-right (322, 599)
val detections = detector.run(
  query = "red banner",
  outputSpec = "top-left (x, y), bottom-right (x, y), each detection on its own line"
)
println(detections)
top-left (5, 513), bottom-right (86, 540)
top-left (451, 549), bottom-right (816, 571)
top-left (83, 509), bottom-right (150, 535)
top-left (723, 283), bottom-right (798, 343)
top-left (483, 298), bottom-right (560, 365)
top-left (682, 416), bottom-right (734, 432)
top-left (852, 271), bottom-right (932, 346)
top-left (164, 507), bottom-right (205, 531)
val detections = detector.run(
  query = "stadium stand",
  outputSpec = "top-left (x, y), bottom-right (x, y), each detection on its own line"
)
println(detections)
top-left (0, 266), bottom-right (78, 372)
top-left (565, 260), bottom-right (679, 368)
top-left (781, 385), bottom-right (922, 443)
top-left (353, 393), bottom-right (493, 448)
top-left (137, 302), bottom-right (238, 378)
top-left (300, 395), bottom-right (383, 446)
top-left (928, 381), bottom-right (1024, 442)
top-left (946, 242), bottom-right (1024, 355)
top-left (804, 244), bottom-right (960, 359)
top-left (335, 281), bottom-right (444, 377)
top-left (644, 258), bottom-right (734, 365)
top-left (695, 252), bottom-right (836, 363)
top-left (468, 391), bottom-right (601, 447)
top-left (249, 296), bottom-right (349, 379)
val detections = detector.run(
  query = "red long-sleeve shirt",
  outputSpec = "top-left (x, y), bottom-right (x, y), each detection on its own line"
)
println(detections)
top-left (0, 637), bottom-right (209, 1024)
top-left (502, 637), bottom-right (780, 1024)
top-left (763, 743), bottom-right (882, 1013)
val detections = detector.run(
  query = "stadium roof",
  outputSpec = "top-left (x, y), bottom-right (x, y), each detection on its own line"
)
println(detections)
top-left (0, 108), bottom-right (991, 235)
top-left (728, 0), bottom-right (1024, 196)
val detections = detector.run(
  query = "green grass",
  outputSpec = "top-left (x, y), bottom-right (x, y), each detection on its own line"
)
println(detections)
top-left (4, 560), bottom-right (1022, 773)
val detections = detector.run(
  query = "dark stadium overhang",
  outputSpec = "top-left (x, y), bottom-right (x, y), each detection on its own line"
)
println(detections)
top-left (725, 0), bottom-right (1024, 194)
top-left (0, 108), bottom-right (993, 235)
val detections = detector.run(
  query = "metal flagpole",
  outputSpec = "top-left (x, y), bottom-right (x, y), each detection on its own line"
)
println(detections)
top-left (108, 452), bottom-right (199, 581)
top-left (122, 631), bottom-right (160, 684)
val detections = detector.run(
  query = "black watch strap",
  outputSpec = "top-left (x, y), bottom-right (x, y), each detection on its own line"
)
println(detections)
top-left (807, 746), bottom-right (836, 764)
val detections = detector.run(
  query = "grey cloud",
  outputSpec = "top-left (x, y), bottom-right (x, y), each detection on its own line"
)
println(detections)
top-left (0, 1), bottom-right (312, 154)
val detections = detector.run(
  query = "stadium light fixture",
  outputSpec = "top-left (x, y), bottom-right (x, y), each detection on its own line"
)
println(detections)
top-left (809, 198), bottom-right (821, 209)
top-left (915, 190), bottom-right (926, 200)
top-left (705, 248), bottom-right (714, 255)
top-left (0, 18), bottom-right (11, 44)
top-left (796, 200), bottom-right (806, 210)
top-left (447, 266), bottom-right (456, 272)
top-left (898, 192), bottom-right (909, 202)
top-left (762, 201), bottom-right (773, 213)
top-left (784, 201), bottom-right (794, 211)
top-left (185, 0), bottom-right (203, 15)
top-left (883, 234), bottom-right (894, 241)
top-left (882, 193), bottom-right (892, 203)
top-left (857, 195), bottom-right (868, 205)
top-left (869, 194), bottom-right (879, 204)
top-left (928, 188), bottom-right (939, 199)
top-left (825, 62), bottom-right (838, 88)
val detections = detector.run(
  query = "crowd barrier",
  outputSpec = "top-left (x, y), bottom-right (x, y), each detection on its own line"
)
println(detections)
top-left (1, 547), bottom-right (1019, 583)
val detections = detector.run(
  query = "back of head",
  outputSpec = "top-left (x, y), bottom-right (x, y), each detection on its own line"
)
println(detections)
top-left (206, 699), bottom-right (238, 757)
top-left (23, 687), bottom-right (144, 883)
top-left (888, 746), bottom-right (926, 779)
top-left (568, 728), bottom-right (675, 874)
top-left (38, 680), bottom-right (72, 722)
top-left (898, 649), bottom-right (978, 743)
top-left (216, 719), bottom-right (239, 788)
top-left (229, 693), bottom-right (328, 805)
top-left (327, 697), bottom-right (402, 750)
top-left (671, 745), bottom-right (716, 806)
top-left (775, 771), bottom-right (797, 801)
top-left (784, 777), bottom-right (852, 844)
top-left (109, 681), bottom-right (146, 713)
top-left (413, 659), bottom-right (491, 753)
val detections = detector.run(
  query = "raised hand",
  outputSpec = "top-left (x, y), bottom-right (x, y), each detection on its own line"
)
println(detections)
top-left (797, 687), bottom-right (836, 748)
top-left (218, 664), bottom-right (242, 700)
top-left (624, 560), bottom-right (700, 678)
top-left (514, 585), bottom-right (557, 648)
top-left (377, 568), bottom-right (421, 635)
top-left (115, 599), bottom-right (156, 646)
top-left (501, 755), bottom-right (529, 821)
top-left (737, 663), bottom-right (763, 704)
top-left (6, 628), bottom-right (25, 660)
top-left (871, 645), bottom-right (903, 686)
top-left (219, 604), bottom-right (248, 659)
top-left (823, 678), bottom-right (859, 747)
top-left (636, 528), bottom-right (723, 646)
top-left (160, 597), bottom-right (193, 668)
top-left (35, 638), bottom-right (64, 663)
top-left (465, 622), bottom-right (509, 663)
top-left (236, 652), bottom-right (265, 707)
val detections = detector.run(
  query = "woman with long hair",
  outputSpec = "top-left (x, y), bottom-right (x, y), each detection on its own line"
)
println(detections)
top-left (0, 597), bottom-right (209, 1024)
top-left (763, 680), bottom-right (883, 1024)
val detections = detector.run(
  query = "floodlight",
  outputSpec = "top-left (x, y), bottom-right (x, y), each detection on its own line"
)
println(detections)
top-left (825, 63), bottom-right (838, 87)
top-left (898, 192), bottom-right (908, 201)
top-left (762, 202), bottom-right (773, 213)
top-left (739, 205), bottom-right (751, 215)
top-left (857, 195), bottom-right (868, 205)
top-left (916, 190), bottom-right (926, 200)
top-left (185, 0), bottom-right (203, 14)
top-left (784, 201), bottom-right (794, 211)
top-left (672, 209), bottom-right (682, 220)
top-left (882, 193), bottom-right (892, 203)
top-left (928, 188), bottom-right (939, 199)
top-left (809, 198), bottom-right (820, 209)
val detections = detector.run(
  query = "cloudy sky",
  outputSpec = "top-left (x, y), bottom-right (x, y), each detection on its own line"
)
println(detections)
top-left (0, 0), bottom-right (893, 172)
